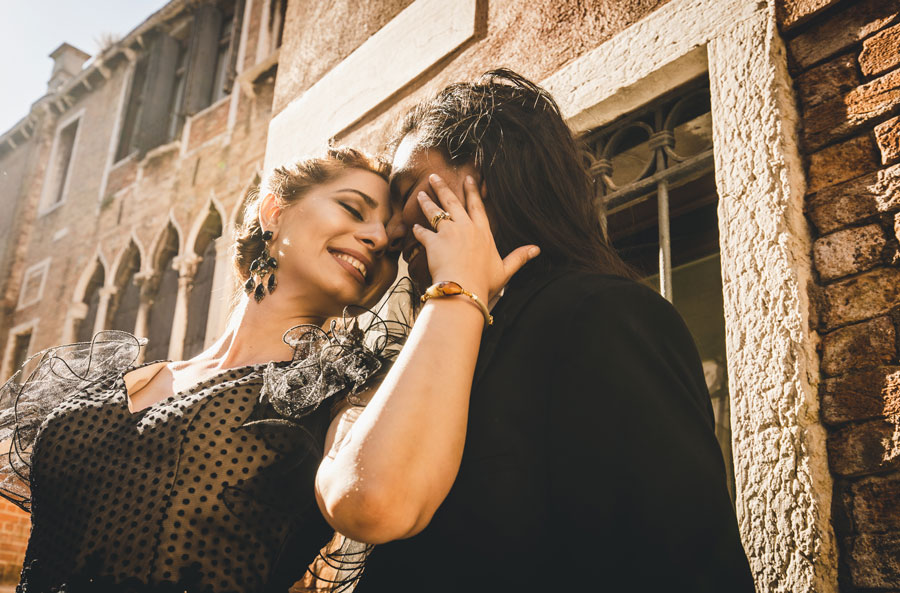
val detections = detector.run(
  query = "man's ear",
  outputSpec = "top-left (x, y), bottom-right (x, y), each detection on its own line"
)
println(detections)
top-left (258, 193), bottom-right (283, 238)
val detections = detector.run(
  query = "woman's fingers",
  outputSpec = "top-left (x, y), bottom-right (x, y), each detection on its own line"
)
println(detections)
top-left (501, 245), bottom-right (541, 285)
top-left (462, 176), bottom-right (489, 228)
top-left (416, 192), bottom-right (452, 232)
top-left (427, 174), bottom-right (469, 222)
top-left (411, 223), bottom-right (436, 246)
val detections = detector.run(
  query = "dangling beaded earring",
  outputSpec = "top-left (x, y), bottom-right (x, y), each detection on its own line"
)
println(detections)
top-left (244, 229), bottom-right (278, 302)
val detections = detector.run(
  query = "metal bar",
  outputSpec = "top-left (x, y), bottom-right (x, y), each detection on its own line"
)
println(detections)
top-left (603, 149), bottom-right (714, 214)
top-left (655, 106), bottom-right (673, 302)
top-left (657, 178), bottom-right (673, 301)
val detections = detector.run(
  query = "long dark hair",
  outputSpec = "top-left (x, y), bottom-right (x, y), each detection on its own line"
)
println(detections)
top-left (391, 68), bottom-right (634, 279)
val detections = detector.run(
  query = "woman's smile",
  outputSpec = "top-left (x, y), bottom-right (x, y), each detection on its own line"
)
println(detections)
top-left (329, 247), bottom-right (370, 284)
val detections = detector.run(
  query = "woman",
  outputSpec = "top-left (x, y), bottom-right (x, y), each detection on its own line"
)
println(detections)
top-left (0, 143), bottom-right (532, 592)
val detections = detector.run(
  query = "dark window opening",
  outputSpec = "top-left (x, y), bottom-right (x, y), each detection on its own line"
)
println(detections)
top-left (76, 263), bottom-right (105, 343)
top-left (10, 331), bottom-right (33, 374)
top-left (47, 118), bottom-right (80, 206)
top-left (109, 246), bottom-right (141, 333)
top-left (115, 57), bottom-right (149, 162)
top-left (583, 75), bottom-right (734, 498)
top-left (183, 209), bottom-right (222, 359)
top-left (145, 227), bottom-right (181, 362)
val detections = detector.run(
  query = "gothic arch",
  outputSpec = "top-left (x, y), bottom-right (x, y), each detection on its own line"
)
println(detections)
top-left (186, 197), bottom-right (226, 256)
top-left (229, 169), bottom-right (262, 231)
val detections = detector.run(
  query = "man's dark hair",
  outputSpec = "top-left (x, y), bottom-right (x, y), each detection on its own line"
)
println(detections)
top-left (392, 68), bottom-right (634, 278)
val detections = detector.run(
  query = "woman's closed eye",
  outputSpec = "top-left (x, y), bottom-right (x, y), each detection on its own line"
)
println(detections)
top-left (340, 201), bottom-right (364, 221)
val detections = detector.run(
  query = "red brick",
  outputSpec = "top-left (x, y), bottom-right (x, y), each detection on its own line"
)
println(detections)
top-left (788, 0), bottom-right (900, 69)
top-left (803, 68), bottom-right (900, 151)
top-left (807, 171), bottom-right (881, 234)
top-left (876, 115), bottom-right (900, 164)
top-left (187, 99), bottom-right (230, 151)
top-left (797, 53), bottom-right (860, 111)
top-left (823, 267), bottom-right (900, 328)
top-left (844, 531), bottom-right (900, 588)
top-left (860, 22), bottom-right (900, 77)
top-left (813, 223), bottom-right (886, 281)
top-left (808, 134), bottom-right (880, 193)
top-left (777, 0), bottom-right (842, 31)
top-left (789, 0), bottom-right (900, 71)
top-left (821, 316), bottom-right (896, 376)
top-left (845, 472), bottom-right (900, 533)
top-left (822, 366), bottom-right (900, 424)
top-left (828, 417), bottom-right (900, 476)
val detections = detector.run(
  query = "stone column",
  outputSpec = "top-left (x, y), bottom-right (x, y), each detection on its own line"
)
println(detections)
top-left (708, 8), bottom-right (837, 592)
top-left (168, 253), bottom-right (200, 361)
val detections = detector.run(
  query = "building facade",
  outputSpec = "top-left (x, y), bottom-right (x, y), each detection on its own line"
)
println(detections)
top-left (1, 0), bottom-right (899, 591)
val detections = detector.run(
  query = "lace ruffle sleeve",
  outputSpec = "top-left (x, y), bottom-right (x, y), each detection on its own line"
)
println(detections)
top-left (0, 331), bottom-right (143, 512)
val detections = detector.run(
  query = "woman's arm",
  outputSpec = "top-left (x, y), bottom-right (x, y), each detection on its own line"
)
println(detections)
top-left (315, 174), bottom-right (538, 544)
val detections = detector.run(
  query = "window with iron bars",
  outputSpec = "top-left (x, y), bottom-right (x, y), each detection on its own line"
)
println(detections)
top-left (582, 75), bottom-right (734, 497)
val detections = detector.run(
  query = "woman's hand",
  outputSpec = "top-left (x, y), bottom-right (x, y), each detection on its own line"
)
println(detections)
top-left (413, 174), bottom-right (540, 302)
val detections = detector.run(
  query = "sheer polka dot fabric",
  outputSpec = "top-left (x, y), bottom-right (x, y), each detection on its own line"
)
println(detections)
top-left (19, 364), bottom-right (333, 592)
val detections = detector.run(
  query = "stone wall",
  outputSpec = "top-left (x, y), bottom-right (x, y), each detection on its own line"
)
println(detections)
top-left (783, 0), bottom-right (900, 589)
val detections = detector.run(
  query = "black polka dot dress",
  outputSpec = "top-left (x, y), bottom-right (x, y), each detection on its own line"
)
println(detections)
top-left (0, 320), bottom-right (406, 593)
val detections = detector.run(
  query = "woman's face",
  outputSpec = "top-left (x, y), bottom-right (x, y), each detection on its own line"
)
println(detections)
top-left (270, 168), bottom-right (404, 314)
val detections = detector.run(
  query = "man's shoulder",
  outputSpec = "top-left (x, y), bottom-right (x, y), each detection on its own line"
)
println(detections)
top-left (528, 270), bottom-right (663, 311)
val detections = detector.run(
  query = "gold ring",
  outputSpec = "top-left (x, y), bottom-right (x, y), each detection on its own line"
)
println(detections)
top-left (430, 210), bottom-right (452, 231)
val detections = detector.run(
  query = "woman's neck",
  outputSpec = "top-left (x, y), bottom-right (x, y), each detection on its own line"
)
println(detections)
top-left (189, 291), bottom-right (329, 371)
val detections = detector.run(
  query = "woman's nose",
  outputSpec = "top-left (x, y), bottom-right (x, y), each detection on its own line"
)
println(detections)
top-left (357, 223), bottom-right (390, 254)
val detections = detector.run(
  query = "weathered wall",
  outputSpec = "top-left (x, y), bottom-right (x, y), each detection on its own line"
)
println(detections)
top-left (270, 0), bottom-right (672, 158)
top-left (782, 0), bottom-right (900, 589)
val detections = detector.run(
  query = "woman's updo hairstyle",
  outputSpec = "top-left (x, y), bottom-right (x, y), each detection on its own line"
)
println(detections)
top-left (233, 147), bottom-right (391, 284)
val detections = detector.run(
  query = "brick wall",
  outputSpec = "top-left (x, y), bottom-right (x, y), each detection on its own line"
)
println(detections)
top-left (0, 499), bottom-right (28, 585)
top-left (784, 0), bottom-right (900, 589)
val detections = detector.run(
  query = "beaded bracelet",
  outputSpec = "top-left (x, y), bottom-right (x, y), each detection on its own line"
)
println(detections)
top-left (420, 281), bottom-right (493, 326)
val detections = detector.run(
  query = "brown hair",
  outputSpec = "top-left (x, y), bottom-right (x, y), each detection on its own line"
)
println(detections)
top-left (233, 146), bottom-right (391, 283)
top-left (392, 68), bottom-right (635, 279)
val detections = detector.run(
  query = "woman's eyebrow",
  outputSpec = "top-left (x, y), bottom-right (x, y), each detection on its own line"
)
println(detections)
top-left (337, 188), bottom-right (378, 209)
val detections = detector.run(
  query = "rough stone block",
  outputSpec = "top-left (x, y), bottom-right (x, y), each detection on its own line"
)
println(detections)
top-left (807, 171), bottom-right (881, 234)
top-left (823, 267), bottom-right (900, 328)
top-left (808, 134), bottom-right (880, 194)
top-left (777, 0), bottom-right (842, 31)
top-left (846, 472), bottom-right (900, 533)
top-left (789, 0), bottom-right (900, 71)
top-left (876, 115), bottom-right (900, 165)
top-left (821, 316), bottom-right (896, 377)
top-left (813, 223), bottom-right (886, 281)
top-left (828, 417), bottom-right (900, 476)
top-left (860, 22), bottom-right (900, 77)
top-left (875, 162), bottom-right (900, 212)
top-left (844, 531), bottom-right (900, 588)
top-left (803, 68), bottom-right (900, 151)
top-left (796, 52), bottom-right (860, 111)
top-left (822, 366), bottom-right (900, 425)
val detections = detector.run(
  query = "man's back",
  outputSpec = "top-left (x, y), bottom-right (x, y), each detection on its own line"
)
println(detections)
top-left (357, 270), bottom-right (754, 592)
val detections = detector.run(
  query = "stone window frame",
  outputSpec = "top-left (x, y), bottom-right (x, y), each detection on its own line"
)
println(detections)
top-left (1, 319), bottom-right (39, 381)
top-left (38, 108), bottom-right (85, 216)
top-left (16, 257), bottom-right (52, 311)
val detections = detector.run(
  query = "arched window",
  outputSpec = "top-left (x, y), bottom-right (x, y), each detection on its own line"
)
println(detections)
top-left (145, 225), bottom-right (180, 362)
top-left (183, 208), bottom-right (222, 358)
top-left (76, 262), bottom-right (105, 343)
top-left (109, 244), bottom-right (142, 333)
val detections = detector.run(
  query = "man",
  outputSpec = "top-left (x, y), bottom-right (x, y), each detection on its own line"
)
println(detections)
top-left (355, 69), bottom-right (755, 592)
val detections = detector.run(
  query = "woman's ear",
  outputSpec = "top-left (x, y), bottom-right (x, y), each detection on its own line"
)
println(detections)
top-left (258, 193), bottom-right (282, 238)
